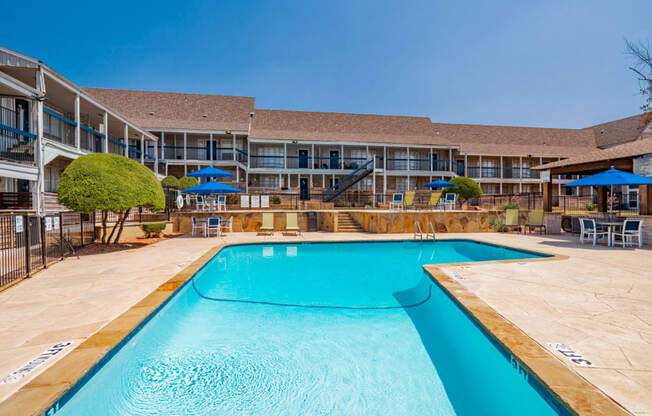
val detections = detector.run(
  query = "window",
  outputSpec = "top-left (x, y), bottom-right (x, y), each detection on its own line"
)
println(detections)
top-left (259, 174), bottom-right (280, 189)
top-left (258, 147), bottom-right (284, 168)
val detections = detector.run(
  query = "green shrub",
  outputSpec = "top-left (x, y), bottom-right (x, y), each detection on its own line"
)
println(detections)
top-left (499, 202), bottom-right (520, 211)
top-left (161, 175), bottom-right (180, 188)
top-left (488, 217), bottom-right (508, 232)
top-left (271, 195), bottom-right (281, 204)
top-left (57, 153), bottom-right (164, 244)
top-left (586, 203), bottom-right (597, 211)
top-left (442, 176), bottom-right (482, 206)
top-left (179, 176), bottom-right (199, 190)
top-left (142, 222), bottom-right (166, 238)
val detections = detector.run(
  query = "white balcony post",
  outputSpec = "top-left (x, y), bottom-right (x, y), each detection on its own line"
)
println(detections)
top-left (383, 145), bottom-right (387, 194)
top-left (500, 156), bottom-right (503, 178)
top-left (284, 143), bottom-right (287, 169)
top-left (183, 132), bottom-right (187, 161)
top-left (449, 148), bottom-right (452, 171)
top-left (154, 140), bottom-right (159, 174)
top-left (247, 140), bottom-right (251, 167)
top-left (233, 133), bottom-right (236, 161)
top-left (407, 147), bottom-right (410, 171)
top-left (340, 144), bottom-right (344, 169)
top-left (311, 143), bottom-right (315, 169)
top-left (123, 124), bottom-right (129, 157)
top-left (479, 155), bottom-right (482, 178)
top-left (519, 156), bottom-right (523, 179)
top-left (140, 134), bottom-right (145, 164)
top-left (161, 131), bottom-right (165, 160)
top-left (464, 155), bottom-right (468, 176)
top-left (74, 94), bottom-right (80, 149)
top-left (35, 99), bottom-right (45, 214)
top-left (103, 112), bottom-right (108, 153)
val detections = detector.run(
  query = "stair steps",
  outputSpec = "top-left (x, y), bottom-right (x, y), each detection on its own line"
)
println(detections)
top-left (337, 213), bottom-right (364, 232)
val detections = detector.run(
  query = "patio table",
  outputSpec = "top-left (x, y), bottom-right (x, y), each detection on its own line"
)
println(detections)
top-left (597, 221), bottom-right (623, 247)
top-left (195, 219), bottom-right (208, 237)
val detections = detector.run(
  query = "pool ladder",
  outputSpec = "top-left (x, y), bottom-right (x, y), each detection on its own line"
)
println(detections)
top-left (414, 220), bottom-right (436, 241)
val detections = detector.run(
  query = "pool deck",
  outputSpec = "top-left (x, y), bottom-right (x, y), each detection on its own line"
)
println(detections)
top-left (0, 232), bottom-right (649, 415)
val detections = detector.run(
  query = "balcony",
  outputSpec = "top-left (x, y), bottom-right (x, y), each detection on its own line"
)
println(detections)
top-left (481, 166), bottom-right (501, 178)
top-left (521, 168), bottom-right (540, 179)
top-left (158, 145), bottom-right (246, 163)
top-left (502, 167), bottom-right (521, 179)
top-left (386, 158), bottom-right (457, 172)
top-left (1, 105), bottom-right (35, 164)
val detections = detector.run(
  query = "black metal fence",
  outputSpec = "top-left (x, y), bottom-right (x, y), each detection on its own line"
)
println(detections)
top-left (0, 212), bottom-right (96, 290)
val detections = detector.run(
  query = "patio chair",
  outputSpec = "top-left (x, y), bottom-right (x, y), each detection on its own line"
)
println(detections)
top-left (390, 193), bottom-right (403, 210)
top-left (240, 195), bottom-right (250, 208)
top-left (612, 218), bottom-right (644, 248)
top-left (404, 191), bottom-right (416, 209)
top-left (220, 215), bottom-right (234, 234)
top-left (579, 218), bottom-right (609, 246)
top-left (261, 195), bottom-right (270, 208)
top-left (524, 210), bottom-right (546, 234)
top-left (217, 195), bottom-right (227, 211)
top-left (427, 192), bottom-right (442, 210)
top-left (206, 217), bottom-right (221, 237)
top-left (191, 216), bottom-right (205, 237)
top-left (196, 196), bottom-right (205, 211)
top-left (258, 212), bottom-right (274, 235)
top-left (251, 195), bottom-right (260, 208)
top-left (443, 193), bottom-right (456, 210)
top-left (504, 209), bottom-right (521, 232)
top-left (284, 213), bottom-right (301, 236)
top-left (185, 194), bottom-right (191, 209)
top-left (209, 198), bottom-right (217, 212)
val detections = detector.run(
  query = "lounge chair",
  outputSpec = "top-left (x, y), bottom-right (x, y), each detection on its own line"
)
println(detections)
top-left (206, 217), bottom-right (221, 237)
top-left (258, 212), bottom-right (274, 235)
top-left (443, 193), bottom-right (456, 210)
top-left (579, 218), bottom-right (608, 246)
top-left (612, 218), bottom-right (644, 248)
top-left (404, 191), bottom-right (416, 209)
top-left (191, 216), bottom-right (205, 237)
top-left (504, 208), bottom-right (521, 232)
top-left (240, 195), bottom-right (250, 208)
top-left (390, 193), bottom-right (403, 210)
top-left (284, 213), bottom-right (301, 236)
top-left (524, 210), bottom-right (546, 234)
top-left (427, 192), bottom-right (442, 210)
top-left (217, 195), bottom-right (227, 211)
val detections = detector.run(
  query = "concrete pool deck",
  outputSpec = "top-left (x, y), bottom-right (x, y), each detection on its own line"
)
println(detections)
top-left (0, 232), bottom-right (649, 415)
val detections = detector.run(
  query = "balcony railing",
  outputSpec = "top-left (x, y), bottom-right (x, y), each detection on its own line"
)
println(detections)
top-left (1, 105), bottom-right (35, 164)
top-left (385, 158), bottom-right (458, 171)
top-left (481, 166), bottom-right (501, 178)
top-left (157, 145), bottom-right (245, 162)
top-left (521, 168), bottom-right (540, 179)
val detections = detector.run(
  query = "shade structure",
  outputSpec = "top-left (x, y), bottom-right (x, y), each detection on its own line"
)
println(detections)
top-left (563, 167), bottom-right (652, 187)
top-left (183, 180), bottom-right (241, 194)
top-left (187, 166), bottom-right (234, 178)
top-left (424, 179), bottom-right (455, 189)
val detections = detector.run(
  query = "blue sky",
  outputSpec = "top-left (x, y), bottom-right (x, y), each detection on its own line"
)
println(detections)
top-left (4, 1), bottom-right (651, 127)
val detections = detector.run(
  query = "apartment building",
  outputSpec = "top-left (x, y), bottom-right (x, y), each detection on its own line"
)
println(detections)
top-left (1, 46), bottom-right (650, 212)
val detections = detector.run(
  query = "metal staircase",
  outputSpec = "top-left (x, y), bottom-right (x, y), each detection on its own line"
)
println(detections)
top-left (322, 159), bottom-right (374, 202)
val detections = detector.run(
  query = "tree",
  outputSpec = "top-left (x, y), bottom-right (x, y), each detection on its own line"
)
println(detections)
top-left (161, 175), bottom-right (180, 189)
top-left (625, 39), bottom-right (652, 123)
top-left (57, 153), bottom-right (165, 244)
top-left (442, 176), bottom-right (482, 207)
top-left (179, 176), bottom-right (199, 190)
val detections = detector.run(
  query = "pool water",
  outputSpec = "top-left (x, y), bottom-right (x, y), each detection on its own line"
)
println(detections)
top-left (54, 240), bottom-right (567, 415)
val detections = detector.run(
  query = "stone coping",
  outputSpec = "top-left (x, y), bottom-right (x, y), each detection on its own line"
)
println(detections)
top-left (0, 238), bottom-right (628, 416)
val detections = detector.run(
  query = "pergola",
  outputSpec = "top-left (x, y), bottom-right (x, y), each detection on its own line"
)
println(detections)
top-left (533, 137), bottom-right (652, 215)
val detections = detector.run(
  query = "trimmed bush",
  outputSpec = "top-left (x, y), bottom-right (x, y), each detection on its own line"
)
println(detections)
top-left (442, 176), bottom-right (482, 206)
top-left (179, 176), bottom-right (199, 190)
top-left (489, 217), bottom-right (508, 232)
top-left (142, 222), bottom-right (167, 238)
top-left (271, 195), bottom-right (281, 204)
top-left (58, 153), bottom-right (164, 244)
top-left (586, 203), bottom-right (597, 211)
top-left (161, 175), bottom-right (180, 189)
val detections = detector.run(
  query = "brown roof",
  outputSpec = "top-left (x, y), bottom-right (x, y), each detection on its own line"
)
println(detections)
top-left (533, 136), bottom-right (652, 170)
top-left (585, 114), bottom-right (650, 148)
top-left (430, 122), bottom-right (597, 157)
top-left (249, 109), bottom-right (447, 145)
top-left (82, 88), bottom-right (255, 132)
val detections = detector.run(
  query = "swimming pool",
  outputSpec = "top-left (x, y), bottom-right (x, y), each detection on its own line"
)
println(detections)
top-left (52, 240), bottom-right (568, 415)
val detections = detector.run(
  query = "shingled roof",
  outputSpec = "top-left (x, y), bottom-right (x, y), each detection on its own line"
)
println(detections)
top-left (249, 109), bottom-right (447, 145)
top-left (83, 88), bottom-right (255, 132)
top-left (430, 122), bottom-right (597, 157)
top-left (586, 113), bottom-right (650, 148)
top-left (533, 136), bottom-right (652, 170)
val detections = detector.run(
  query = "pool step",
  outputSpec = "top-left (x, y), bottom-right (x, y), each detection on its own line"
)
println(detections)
top-left (337, 213), bottom-right (364, 232)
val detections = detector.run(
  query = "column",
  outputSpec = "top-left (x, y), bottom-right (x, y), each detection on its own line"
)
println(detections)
top-left (35, 100), bottom-right (45, 214)
top-left (233, 134), bottom-right (237, 161)
top-left (140, 134), bottom-right (145, 164)
top-left (284, 143), bottom-right (287, 169)
top-left (311, 143), bottom-right (315, 169)
top-left (154, 140), bottom-right (159, 174)
top-left (123, 124), bottom-right (129, 157)
top-left (183, 132), bottom-right (187, 161)
top-left (500, 156), bottom-right (504, 178)
top-left (639, 185), bottom-right (651, 215)
top-left (383, 146), bottom-right (387, 195)
top-left (478, 155), bottom-right (482, 178)
top-left (543, 173), bottom-right (553, 212)
top-left (464, 155), bottom-right (468, 176)
top-left (103, 112), bottom-right (108, 153)
top-left (161, 132), bottom-right (165, 160)
top-left (407, 147), bottom-right (410, 171)
top-left (247, 141), bottom-right (251, 167)
top-left (449, 148), bottom-right (452, 172)
top-left (236, 167), bottom-right (240, 182)
top-left (519, 156), bottom-right (523, 192)
top-left (74, 94), bottom-right (80, 149)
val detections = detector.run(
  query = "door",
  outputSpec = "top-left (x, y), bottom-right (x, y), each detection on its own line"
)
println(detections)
top-left (300, 177), bottom-right (310, 200)
top-left (17, 179), bottom-right (30, 192)
top-left (432, 153), bottom-right (439, 171)
top-left (456, 159), bottom-right (465, 176)
top-left (329, 150), bottom-right (340, 169)
top-left (299, 149), bottom-right (309, 169)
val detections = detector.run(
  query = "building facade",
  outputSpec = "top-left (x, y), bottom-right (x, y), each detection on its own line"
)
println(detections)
top-left (1, 46), bottom-right (650, 212)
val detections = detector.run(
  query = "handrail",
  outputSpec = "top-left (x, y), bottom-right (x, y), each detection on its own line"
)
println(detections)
top-left (0, 123), bottom-right (36, 140)
top-left (426, 221), bottom-right (435, 241)
top-left (326, 159), bottom-right (373, 192)
top-left (414, 221), bottom-right (423, 241)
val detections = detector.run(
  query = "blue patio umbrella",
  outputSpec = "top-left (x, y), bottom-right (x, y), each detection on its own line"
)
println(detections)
top-left (424, 179), bottom-right (455, 189)
top-left (187, 166), bottom-right (234, 178)
top-left (564, 166), bottom-right (652, 212)
top-left (183, 180), bottom-right (241, 194)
